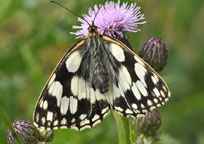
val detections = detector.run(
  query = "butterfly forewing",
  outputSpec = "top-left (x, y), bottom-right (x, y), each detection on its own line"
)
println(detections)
top-left (34, 32), bottom-right (170, 131)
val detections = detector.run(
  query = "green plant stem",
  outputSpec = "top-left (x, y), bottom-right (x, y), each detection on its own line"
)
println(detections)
top-left (113, 111), bottom-right (130, 144)
top-left (0, 106), bottom-right (23, 144)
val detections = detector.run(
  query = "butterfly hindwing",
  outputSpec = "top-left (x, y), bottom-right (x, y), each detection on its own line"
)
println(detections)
top-left (103, 36), bottom-right (170, 117)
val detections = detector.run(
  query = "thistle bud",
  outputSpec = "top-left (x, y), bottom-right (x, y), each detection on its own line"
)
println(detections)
top-left (139, 37), bottom-right (168, 72)
top-left (6, 120), bottom-right (40, 144)
top-left (135, 109), bottom-right (162, 138)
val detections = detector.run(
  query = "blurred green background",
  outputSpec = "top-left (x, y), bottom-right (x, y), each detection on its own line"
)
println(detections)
top-left (0, 0), bottom-right (204, 143)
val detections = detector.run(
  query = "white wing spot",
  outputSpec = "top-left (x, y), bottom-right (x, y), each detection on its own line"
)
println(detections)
top-left (136, 62), bottom-right (147, 73)
top-left (47, 127), bottom-right (51, 131)
top-left (135, 110), bottom-right (141, 113)
top-left (103, 110), bottom-right (110, 118)
top-left (153, 88), bottom-right (160, 97)
top-left (48, 74), bottom-right (56, 88)
top-left (35, 113), bottom-right (39, 122)
top-left (79, 114), bottom-right (87, 120)
top-left (157, 103), bottom-right (161, 107)
top-left (153, 73), bottom-right (159, 83)
top-left (160, 90), bottom-right (165, 98)
top-left (61, 118), bottom-right (67, 125)
top-left (53, 127), bottom-right (58, 130)
top-left (47, 122), bottom-right (51, 126)
top-left (71, 118), bottom-right (75, 123)
top-left (147, 100), bottom-right (153, 106)
top-left (92, 115), bottom-right (100, 122)
top-left (150, 106), bottom-right (156, 110)
top-left (141, 104), bottom-right (145, 108)
top-left (53, 120), bottom-right (58, 126)
top-left (39, 100), bottom-right (43, 108)
top-left (60, 126), bottom-right (67, 129)
top-left (69, 96), bottom-right (78, 114)
top-left (66, 51), bottom-right (82, 73)
top-left (48, 81), bottom-right (63, 107)
top-left (109, 43), bottom-right (125, 62)
top-left (78, 77), bottom-right (86, 100)
top-left (80, 119), bottom-right (90, 126)
top-left (132, 82), bottom-right (141, 100)
top-left (33, 122), bottom-right (38, 128)
top-left (154, 98), bottom-right (158, 103)
top-left (60, 96), bottom-right (69, 115)
top-left (125, 109), bottom-right (133, 114)
top-left (41, 117), bottom-right (46, 125)
top-left (80, 125), bottom-right (91, 130)
top-left (39, 126), bottom-right (45, 131)
top-left (137, 114), bottom-right (145, 118)
top-left (102, 107), bottom-right (109, 114)
top-left (136, 81), bottom-right (148, 97)
top-left (47, 111), bottom-right (53, 121)
top-left (162, 85), bottom-right (167, 92)
top-left (151, 75), bottom-right (158, 84)
top-left (142, 109), bottom-right (148, 113)
top-left (118, 65), bottom-right (132, 91)
top-left (132, 103), bottom-right (138, 110)
top-left (168, 91), bottom-right (171, 97)
top-left (134, 63), bottom-right (147, 87)
top-left (92, 120), bottom-right (101, 127)
top-left (43, 100), bottom-right (48, 110)
top-left (71, 125), bottom-right (79, 131)
top-left (71, 76), bottom-right (78, 96)
top-left (115, 106), bottom-right (123, 112)
top-left (134, 55), bottom-right (145, 66)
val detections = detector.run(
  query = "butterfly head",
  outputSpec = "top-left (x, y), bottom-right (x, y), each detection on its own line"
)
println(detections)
top-left (88, 24), bottom-right (99, 36)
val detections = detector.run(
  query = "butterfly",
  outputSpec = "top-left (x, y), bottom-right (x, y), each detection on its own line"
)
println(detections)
top-left (33, 10), bottom-right (170, 131)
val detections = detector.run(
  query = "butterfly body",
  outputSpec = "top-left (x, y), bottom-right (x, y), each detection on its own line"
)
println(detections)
top-left (33, 25), bottom-right (170, 131)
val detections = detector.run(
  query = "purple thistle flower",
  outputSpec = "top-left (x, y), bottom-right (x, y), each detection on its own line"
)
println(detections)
top-left (71, 0), bottom-right (146, 39)
top-left (6, 120), bottom-right (40, 144)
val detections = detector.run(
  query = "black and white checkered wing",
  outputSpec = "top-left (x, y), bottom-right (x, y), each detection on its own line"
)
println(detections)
top-left (34, 40), bottom-right (110, 131)
top-left (34, 33), bottom-right (170, 131)
top-left (103, 36), bottom-right (170, 117)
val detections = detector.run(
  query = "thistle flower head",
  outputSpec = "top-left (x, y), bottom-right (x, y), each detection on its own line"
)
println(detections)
top-left (71, 0), bottom-right (146, 38)
top-left (135, 109), bottom-right (162, 138)
top-left (6, 120), bottom-right (54, 144)
top-left (138, 37), bottom-right (168, 72)
top-left (6, 120), bottom-right (40, 144)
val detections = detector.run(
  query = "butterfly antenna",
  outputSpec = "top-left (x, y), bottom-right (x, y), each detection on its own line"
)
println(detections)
top-left (92, 0), bottom-right (107, 25)
top-left (50, 1), bottom-right (90, 26)
top-left (92, 5), bottom-right (102, 25)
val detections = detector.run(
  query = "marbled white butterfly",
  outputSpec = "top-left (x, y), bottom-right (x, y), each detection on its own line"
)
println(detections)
top-left (33, 3), bottom-right (170, 131)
